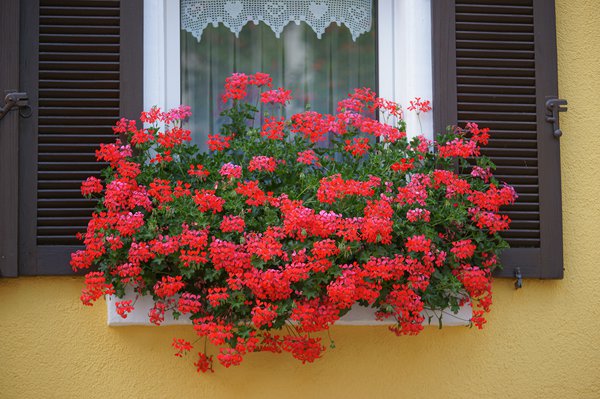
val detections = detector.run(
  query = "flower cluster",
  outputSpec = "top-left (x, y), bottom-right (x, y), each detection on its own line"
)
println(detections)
top-left (74, 72), bottom-right (516, 373)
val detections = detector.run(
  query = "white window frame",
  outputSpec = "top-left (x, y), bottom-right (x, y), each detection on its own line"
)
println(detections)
top-left (143, 0), bottom-right (434, 139)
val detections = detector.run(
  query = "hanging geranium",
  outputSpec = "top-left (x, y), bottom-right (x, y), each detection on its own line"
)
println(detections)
top-left (73, 73), bottom-right (516, 373)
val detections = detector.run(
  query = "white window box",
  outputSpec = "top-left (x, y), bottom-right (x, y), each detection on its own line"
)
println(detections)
top-left (106, 292), bottom-right (472, 327)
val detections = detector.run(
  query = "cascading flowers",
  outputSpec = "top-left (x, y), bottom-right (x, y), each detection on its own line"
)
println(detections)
top-left (73, 72), bottom-right (516, 373)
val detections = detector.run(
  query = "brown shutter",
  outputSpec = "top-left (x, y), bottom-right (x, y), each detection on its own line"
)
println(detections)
top-left (18, 0), bottom-right (143, 275)
top-left (432, 0), bottom-right (563, 279)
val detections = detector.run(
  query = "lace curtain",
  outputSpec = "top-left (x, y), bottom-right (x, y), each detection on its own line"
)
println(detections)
top-left (181, 0), bottom-right (377, 149)
top-left (181, 0), bottom-right (373, 42)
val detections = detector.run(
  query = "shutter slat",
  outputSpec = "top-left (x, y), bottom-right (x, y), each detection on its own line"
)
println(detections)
top-left (39, 89), bottom-right (119, 97)
top-left (39, 16), bottom-right (120, 26)
top-left (39, 61), bottom-right (120, 70)
top-left (40, 43), bottom-right (120, 52)
top-left (40, 34), bottom-right (120, 43)
top-left (40, 80), bottom-right (120, 89)
top-left (456, 5), bottom-right (533, 14)
top-left (456, 31), bottom-right (534, 40)
top-left (40, 71), bottom-right (119, 79)
top-left (458, 101), bottom-right (535, 110)
top-left (39, 107), bottom-right (120, 115)
top-left (457, 67), bottom-right (535, 77)
top-left (39, 189), bottom-right (88, 198)
top-left (458, 76), bottom-right (535, 85)
top-left (40, 52), bottom-right (120, 62)
top-left (38, 134), bottom-right (114, 143)
top-left (37, 236), bottom-right (86, 245)
top-left (457, 84), bottom-right (535, 94)
top-left (39, 127), bottom-right (115, 134)
top-left (38, 199), bottom-right (97, 207)
top-left (38, 143), bottom-right (106, 151)
top-left (39, 155), bottom-right (98, 163)
top-left (39, 99), bottom-right (119, 107)
top-left (39, 161), bottom-right (103, 169)
top-left (457, 57), bottom-right (534, 68)
top-left (38, 208), bottom-right (96, 217)
top-left (457, 48), bottom-right (534, 58)
top-left (456, 41), bottom-right (533, 51)
top-left (39, 116), bottom-right (119, 123)
top-left (38, 216), bottom-right (93, 224)
top-left (41, 0), bottom-right (120, 6)
top-left (40, 6), bottom-right (120, 16)
top-left (40, 25), bottom-right (120, 34)
top-left (456, 21), bottom-right (533, 32)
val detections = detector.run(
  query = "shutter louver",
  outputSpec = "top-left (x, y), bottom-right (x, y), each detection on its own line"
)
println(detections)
top-left (454, 0), bottom-right (539, 248)
top-left (37, 0), bottom-right (121, 246)
top-left (432, 0), bottom-right (563, 279)
top-left (18, 0), bottom-right (143, 275)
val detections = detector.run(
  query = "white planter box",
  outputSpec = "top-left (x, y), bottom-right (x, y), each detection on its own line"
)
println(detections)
top-left (107, 293), bottom-right (471, 327)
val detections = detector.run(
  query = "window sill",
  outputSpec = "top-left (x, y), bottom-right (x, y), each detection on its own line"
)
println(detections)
top-left (106, 293), bottom-right (472, 327)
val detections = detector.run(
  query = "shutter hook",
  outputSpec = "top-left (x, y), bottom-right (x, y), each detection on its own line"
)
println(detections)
top-left (0, 91), bottom-right (30, 122)
top-left (514, 267), bottom-right (523, 290)
top-left (545, 97), bottom-right (568, 138)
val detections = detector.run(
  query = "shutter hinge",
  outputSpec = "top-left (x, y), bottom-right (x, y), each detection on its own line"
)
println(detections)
top-left (545, 97), bottom-right (568, 138)
top-left (0, 91), bottom-right (31, 122)
top-left (514, 267), bottom-right (523, 289)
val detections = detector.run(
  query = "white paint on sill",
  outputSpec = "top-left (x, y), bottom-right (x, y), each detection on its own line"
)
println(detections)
top-left (107, 293), bottom-right (471, 327)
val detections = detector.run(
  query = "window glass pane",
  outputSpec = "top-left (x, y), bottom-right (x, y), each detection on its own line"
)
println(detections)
top-left (181, 9), bottom-right (377, 150)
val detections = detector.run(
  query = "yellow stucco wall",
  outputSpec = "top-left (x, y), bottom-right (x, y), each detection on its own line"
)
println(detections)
top-left (2, 1), bottom-right (600, 397)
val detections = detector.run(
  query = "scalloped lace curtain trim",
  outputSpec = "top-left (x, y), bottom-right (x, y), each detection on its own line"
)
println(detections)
top-left (181, 0), bottom-right (373, 42)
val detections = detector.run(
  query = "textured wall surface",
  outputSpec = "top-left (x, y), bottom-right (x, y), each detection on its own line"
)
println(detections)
top-left (1, 1), bottom-right (599, 397)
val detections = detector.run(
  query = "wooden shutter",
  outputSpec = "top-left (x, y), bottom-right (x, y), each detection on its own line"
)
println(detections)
top-left (432, 0), bottom-right (563, 279)
top-left (18, 0), bottom-right (143, 275)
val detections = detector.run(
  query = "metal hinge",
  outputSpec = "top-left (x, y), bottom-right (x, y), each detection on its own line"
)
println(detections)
top-left (545, 97), bottom-right (568, 138)
top-left (514, 267), bottom-right (523, 289)
top-left (0, 91), bottom-right (31, 122)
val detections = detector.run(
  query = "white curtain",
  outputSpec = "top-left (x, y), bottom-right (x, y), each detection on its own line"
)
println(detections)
top-left (181, 10), bottom-right (377, 150)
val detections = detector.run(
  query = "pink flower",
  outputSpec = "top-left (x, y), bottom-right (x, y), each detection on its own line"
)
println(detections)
top-left (261, 88), bottom-right (292, 105)
top-left (220, 215), bottom-right (245, 233)
top-left (248, 156), bottom-right (278, 173)
top-left (261, 117), bottom-right (286, 140)
top-left (250, 72), bottom-right (272, 88)
top-left (219, 162), bottom-right (242, 179)
top-left (207, 134), bottom-right (232, 152)
top-left (81, 177), bottom-right (103, 196)
top-left (222, 73), bottom-right (249, 102)
top-left (297, 149), bottom-right (319, 166)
